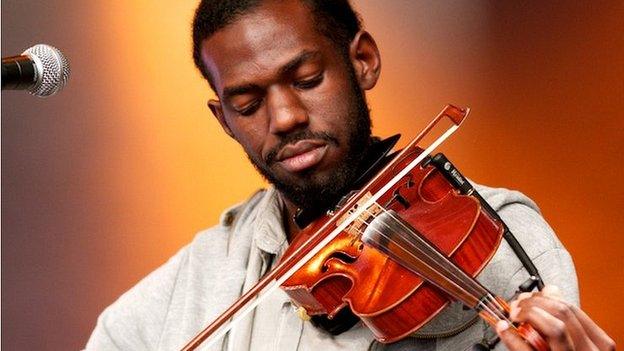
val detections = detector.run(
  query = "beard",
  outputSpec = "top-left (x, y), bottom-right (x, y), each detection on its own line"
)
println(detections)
top-left (245, 68), bottom-right (372, 213)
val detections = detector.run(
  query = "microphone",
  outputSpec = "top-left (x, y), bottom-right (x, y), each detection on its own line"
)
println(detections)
top-left (2, 44), bottom-right (71, 97)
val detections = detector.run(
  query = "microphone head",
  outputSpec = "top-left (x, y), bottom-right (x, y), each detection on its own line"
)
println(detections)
top-left (22, 44), bottom-right (71, 97)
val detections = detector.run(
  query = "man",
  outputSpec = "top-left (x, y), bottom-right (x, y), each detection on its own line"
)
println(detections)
top-left (86, 0), bottom-right (615, 350)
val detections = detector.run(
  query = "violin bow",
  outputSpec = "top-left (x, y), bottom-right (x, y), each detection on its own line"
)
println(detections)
top-left (180, 105), bottom-right (469, 351)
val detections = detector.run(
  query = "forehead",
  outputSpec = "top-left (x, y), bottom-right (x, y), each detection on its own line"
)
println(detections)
top-left (200, 0), bottom-right (333, 93)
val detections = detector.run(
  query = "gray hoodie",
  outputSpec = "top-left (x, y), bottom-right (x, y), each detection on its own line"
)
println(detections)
top-left (86, 184), bottom-right (578, 351)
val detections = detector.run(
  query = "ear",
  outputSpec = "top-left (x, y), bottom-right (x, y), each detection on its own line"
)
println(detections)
top-left (208, 99), bottom-right (235, 138)
top-left (348, 31), bottom-right (382, 91)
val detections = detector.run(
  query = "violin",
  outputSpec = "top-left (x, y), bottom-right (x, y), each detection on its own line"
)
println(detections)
top-left (182, 105), bottom-right (549, 351)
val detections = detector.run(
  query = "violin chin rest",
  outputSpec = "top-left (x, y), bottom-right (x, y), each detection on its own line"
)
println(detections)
top-left (310, 306), bottom-right (361, 335)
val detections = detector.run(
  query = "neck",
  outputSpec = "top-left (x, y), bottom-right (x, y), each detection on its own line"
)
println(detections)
top-left (281, 195), bottom-right (302, 242)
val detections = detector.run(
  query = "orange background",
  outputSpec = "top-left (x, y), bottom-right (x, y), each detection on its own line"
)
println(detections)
top-left (2, 1), bottom-right (622, 350)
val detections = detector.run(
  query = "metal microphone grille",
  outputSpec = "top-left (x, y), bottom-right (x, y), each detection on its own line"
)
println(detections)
top-left (22, 44), bottom-right (71, 97)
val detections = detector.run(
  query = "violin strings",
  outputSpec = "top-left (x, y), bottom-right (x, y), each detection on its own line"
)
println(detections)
top-left (380, 207), bottom-right (513, 325)
top-left (354, 208), bottom-right (515, 328)
top-left (354, 205), bottom-right (485, 300)
top-left (344, 216), bottom-right (514, 330)
top-left (372, 205), bottom-right (516, 328)
top-left (346, 215), bottom-right (482, 308)
top-left (361, 204), bottom-right (514, 326)
top-left (371, 205), bottom-right (486, 298)
top-left (343, 204), bottom-right (515, 328)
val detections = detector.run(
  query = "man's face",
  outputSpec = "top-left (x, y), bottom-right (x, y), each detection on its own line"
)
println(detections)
top-left (200, 0), bottom-right (372, 211)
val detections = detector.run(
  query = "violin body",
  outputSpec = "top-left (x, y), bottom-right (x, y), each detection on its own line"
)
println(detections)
top-left (181, 106), bottom-right (548, 351)
top-left (281, 149), bottom-right (504, 343)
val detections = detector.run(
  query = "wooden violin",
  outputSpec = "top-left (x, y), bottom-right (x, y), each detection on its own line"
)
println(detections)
top-left (181, 105), bottom-right (549, 351)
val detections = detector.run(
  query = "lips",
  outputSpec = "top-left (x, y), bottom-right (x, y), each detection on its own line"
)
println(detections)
top-left (275, 140), bottom-right (329, 173)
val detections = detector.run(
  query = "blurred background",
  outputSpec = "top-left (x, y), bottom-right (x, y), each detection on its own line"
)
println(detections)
top-left (2, 1), bottom-right (622, 350)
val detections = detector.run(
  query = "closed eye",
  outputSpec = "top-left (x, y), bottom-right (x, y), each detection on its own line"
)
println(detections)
top-left (236, 99), bottom-right (262, 116)
top-left (294, 73), bottom-right (323, 90)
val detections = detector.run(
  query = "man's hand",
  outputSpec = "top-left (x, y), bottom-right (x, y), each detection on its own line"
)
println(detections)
top-left (495, 285), bottom-right (616, 350)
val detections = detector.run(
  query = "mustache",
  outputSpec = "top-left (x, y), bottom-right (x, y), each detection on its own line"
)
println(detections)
top-left (265, 130), bottom-right (339, 165)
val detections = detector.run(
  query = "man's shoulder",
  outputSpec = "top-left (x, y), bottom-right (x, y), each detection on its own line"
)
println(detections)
top-left (474, 183), bottom-right (540, 213)
top-left (474, 183), bottom-right (563, 253)
top-left (85, 189), bottom-right (273, 350)
top-left (123, 187), bottom-right (272, 292)
top-left (473, 183), bottom-right (578, 304)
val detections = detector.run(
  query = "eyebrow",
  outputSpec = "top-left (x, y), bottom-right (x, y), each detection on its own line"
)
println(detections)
top-left (278, 50), bottom-right (320, 76)
top-left (222, 84), bottom-right (260, 101)
top-left (221, 50), bottom-right (321, 102)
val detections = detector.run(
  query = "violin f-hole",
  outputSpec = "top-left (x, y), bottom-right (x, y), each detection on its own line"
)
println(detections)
top-left (385, 175), bottom-right (415, 209)
top-left (388, 191), bottom-right (411, 209)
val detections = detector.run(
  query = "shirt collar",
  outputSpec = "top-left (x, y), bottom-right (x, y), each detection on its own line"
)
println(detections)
top-left (251, 187), bottom-right (288, 255)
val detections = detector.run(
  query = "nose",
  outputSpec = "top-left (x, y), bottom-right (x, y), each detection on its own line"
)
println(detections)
top-left (266, 86), bottom-right (309, 135)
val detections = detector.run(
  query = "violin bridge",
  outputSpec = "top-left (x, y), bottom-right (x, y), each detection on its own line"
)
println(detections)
top-left (336, 192), bottom-right (383, 238)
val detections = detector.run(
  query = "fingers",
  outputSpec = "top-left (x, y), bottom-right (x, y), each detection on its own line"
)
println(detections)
top-left (512, 304), bottom-right (580, 350)
top-left (512, 295), bottom-right (592, 350)
top-left (570, 307), bottom-right (616, 351)
top-left (504, 285), bottom-right (616, 351)
top-left (496, 320), bottom-right (533, 351)
top-left (541, 285), bottom-right (563, 300)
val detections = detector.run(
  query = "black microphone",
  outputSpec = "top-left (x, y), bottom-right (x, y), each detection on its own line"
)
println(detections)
top-left (2, 44), bottom-right (71, 97)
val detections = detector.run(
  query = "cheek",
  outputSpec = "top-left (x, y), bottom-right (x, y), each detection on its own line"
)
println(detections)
top-left (304, 72), bottom-right (356, 137)
top-left (228, 117), bottom-right (270, 160)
